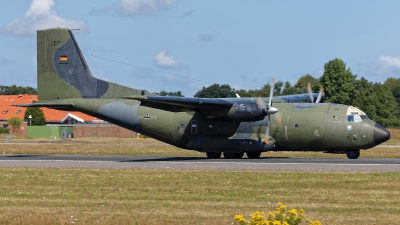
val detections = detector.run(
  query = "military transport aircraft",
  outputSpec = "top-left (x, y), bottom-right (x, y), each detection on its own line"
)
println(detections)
top-left (16, 28), bottom-right (391, 159)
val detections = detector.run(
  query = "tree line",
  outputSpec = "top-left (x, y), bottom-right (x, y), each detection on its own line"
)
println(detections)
top-left (192, 58), bottom-right (400, 127)
top-left (0, 85), bottom-right (37, 95)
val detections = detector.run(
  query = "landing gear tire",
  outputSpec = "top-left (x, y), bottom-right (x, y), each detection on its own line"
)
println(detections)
top-left (206, 152), bottom-right (221, 159)
top-left (223, 152), bottom-right (244, 159)
top-left (346, 149), bottom-right (360, 159)
top-left (246, 151), bottom-right (261, 159)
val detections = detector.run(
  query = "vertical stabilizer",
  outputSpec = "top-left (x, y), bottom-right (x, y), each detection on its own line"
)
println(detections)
top-left (37, 28), bottom-right (141, 101)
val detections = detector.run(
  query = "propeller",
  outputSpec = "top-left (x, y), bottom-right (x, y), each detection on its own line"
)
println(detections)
top-left (258, 78), bottom-right (279, 144)
top-left (274, 112), bottom-right (282, 124)
top-left (315, 86), bottom-right (324, 103)
top-left (307, 82), bottom-right (324, 103)
top-left (307, 82), bottom-right (314, 103)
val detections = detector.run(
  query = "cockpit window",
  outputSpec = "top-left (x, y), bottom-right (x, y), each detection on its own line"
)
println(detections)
top-left (346, 115), bottom-right (354, 122)
top-left (346, 114), bottom-right (364, 123)
top-left (360, 115), bottom-right (369, 120)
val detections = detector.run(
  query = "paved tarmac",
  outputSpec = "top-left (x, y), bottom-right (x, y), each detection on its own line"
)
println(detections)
top-left (0, 155), bottom-right (399, 172)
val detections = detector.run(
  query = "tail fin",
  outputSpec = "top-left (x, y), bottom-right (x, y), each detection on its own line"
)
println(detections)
top-left (37, 28), bottom-right (141, 101)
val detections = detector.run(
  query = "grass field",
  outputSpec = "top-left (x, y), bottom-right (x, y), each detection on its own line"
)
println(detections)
top-left (0, 129), bottom-right (399, 224)
top-left (0, 168), bottom-right (400, 225)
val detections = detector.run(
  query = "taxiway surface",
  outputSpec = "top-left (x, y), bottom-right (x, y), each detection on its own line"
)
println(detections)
top-left (0, 155), bottom-right (399, 172)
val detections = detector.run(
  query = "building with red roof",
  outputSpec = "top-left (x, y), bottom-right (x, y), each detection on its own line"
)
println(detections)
top-left (0, 94), bottom-right (104, 124)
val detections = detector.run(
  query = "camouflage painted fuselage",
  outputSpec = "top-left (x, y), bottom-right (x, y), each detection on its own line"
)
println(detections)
top-left (63, 99), bottom-right (376, 153)
top-left (31, 28), bottom-right (388, 155)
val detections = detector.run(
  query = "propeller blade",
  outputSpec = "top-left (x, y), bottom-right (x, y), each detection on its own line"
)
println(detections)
top-left (268, 78), bottom-right (275, 107)
top-left (307, 82), bottom-right (314, 103)
top-left (274, 112), bottom-right (282, 124)
top-left (264, 136), bottom-right (269, 144)
top-left (315, 86), bottom-right (324, 103)
top-left (265, 78), bottom-right (276, 144)
top-left (257, 96), bottom-right (264, 108)
top-left (235, 93), bottom-right (241, 98)
top-left (265, 114), bottom-right (270, 144)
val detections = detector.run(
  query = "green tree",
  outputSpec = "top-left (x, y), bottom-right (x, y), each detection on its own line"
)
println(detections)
top-left (0, 85), bottom-right (37, 94)
top-left (236, 89), bottom-right (253, 97)
top-left (194, 84), bottom-right (236, 98)
top-left (24, 106), bottom-right (46, 126)
top-left (351, 78), bottom-right (377, 120)
top-left (371, 84), bottom-right (399, 127)
top-left (319, 58), bottom-right (356, 105)
top-left (294, 74), bottom-right (320, 93)
top-left (7, 116), bottom-right (23, 132)
top-left (383, 78), bottom-right (400, 118)
top-left (0, 126), bottom-right (9, 134)
top-left (281, 81), bottom-right (297, 95)
top-left (154, 90), bottom-right (184, 97)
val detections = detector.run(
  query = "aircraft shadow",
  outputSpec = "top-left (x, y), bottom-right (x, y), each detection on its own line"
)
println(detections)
top-left (120, 156), bottom-right (289, 162)
top-left (3, 154), bottom-right (46, 158)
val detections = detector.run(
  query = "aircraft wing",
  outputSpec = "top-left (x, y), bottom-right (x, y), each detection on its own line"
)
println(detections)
top-left (276, 93), bottom-right (319, 103)
top-left (125, 93), bottom-right (319, 112)
top-left (123, 95), bottom-right (233, 112)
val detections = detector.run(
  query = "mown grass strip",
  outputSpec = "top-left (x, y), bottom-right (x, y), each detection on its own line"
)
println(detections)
top-left (0, 168), bottom-right (399, 224)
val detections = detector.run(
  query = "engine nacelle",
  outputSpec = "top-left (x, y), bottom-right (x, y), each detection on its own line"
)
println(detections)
top-left (221, 101), bottom-right (266, 122)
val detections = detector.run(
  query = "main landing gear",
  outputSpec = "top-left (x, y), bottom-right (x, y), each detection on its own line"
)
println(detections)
top-left (223, 152), bottom-right (244, 159)
top-left (206, 152), bottom-right (222, 159)
top-left (346, 149), bottom-right (360, 159)
top-left (206, 151), bottom-right (262, 159)
top-left (246, 151), bottom-right (261, 159)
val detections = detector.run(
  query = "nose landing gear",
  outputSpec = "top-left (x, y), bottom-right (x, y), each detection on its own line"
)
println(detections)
top-left (346, 149), bottom-right (360, 159)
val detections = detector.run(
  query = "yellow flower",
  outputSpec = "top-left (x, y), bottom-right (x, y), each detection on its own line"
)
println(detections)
top-left (289, 208), bottom-right (297, 216)
top-left (272, 220), bottom-right (281, 225)
top-left (306, 218), bottom-right (322, 225)
top-left (249, 211), bottom-right (266, 225)
top-left (268, 211), bottom-right (275, 218)
top-left (299, 209), bottom-right (305, 218)
top-left (234, 215), bottom-right (247, 224)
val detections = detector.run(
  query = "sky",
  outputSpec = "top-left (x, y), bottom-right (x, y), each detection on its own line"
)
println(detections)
top-left (1, 0), bottom-right (400, 97)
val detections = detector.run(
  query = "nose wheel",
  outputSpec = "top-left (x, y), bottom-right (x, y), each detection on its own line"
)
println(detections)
top-left (346, 149), bottom-right (360, 159)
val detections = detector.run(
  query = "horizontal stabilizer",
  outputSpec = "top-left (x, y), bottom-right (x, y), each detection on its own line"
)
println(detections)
top-left (12, 103), bottom-right (74, 110)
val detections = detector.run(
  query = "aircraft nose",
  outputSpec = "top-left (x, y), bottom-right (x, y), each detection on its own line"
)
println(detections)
top-left (373, 123), bottom-right (390, 145)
